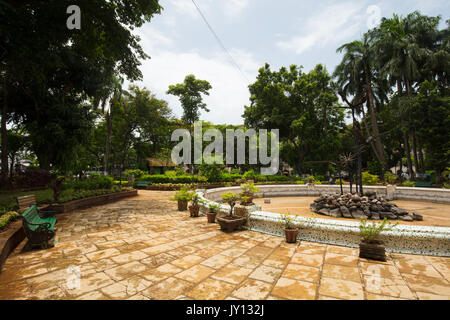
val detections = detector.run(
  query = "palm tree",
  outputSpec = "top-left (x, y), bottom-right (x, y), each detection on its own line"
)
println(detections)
top-left (334, 35), bottom-right (387, 171)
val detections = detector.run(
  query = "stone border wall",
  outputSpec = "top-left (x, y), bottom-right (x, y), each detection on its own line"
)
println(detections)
top-left (0, 221), bottom-right (24, 273)
top-left (202, 184), bottom-right (450, 204)
top-left (197, 185), bottom-right (450, 257)
top-left (46, 190), bottom-right (138, 213)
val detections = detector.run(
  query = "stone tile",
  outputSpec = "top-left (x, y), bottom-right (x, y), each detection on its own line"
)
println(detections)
top-left (143, 277), bottom-right (194, 300)
top-left (249, 265), bottom-right (282, 284)
top-left (66, 271), bottom-right (115, 297)
top-left (416, 291), bottom-right (450, 300)
top-left (221, 247), bottom-right (248, 258)
top-left (271, 277), bottom-right (316, 300)
top-left (245, 246), bottom-right (273, 259)
top-left (104, 261), bottom-right (147, 281)
top-left (175, 265), bottom-right (216, 283)
top-left (395, 259), bottom-right (443, 279)
top-left (212, 265), bottom-right (254, 284)
top-left (271, 246), bottom-right (296, 258)
top-left (96, 240), bottom-right (126, 250)
top-left (231, 279), bottom-right (272, 300)
top-left (140, 263), bottom-right (183, 283)
top-left (110, 251), bottom-right (148, 264)
top-left (366, 293), bottom-right (408, 300)
top-left (86, 248), bottom-right (121, 261)
top-left (326, 246), bottom-right (358, 256)
top-left (187, 278), bottom-right (236, 300)
top-left (403, 274), bottom-right (450, 296)
top-left (200, 254), bottom-right (234, 269)
top-left (262, 253), bottom-right (291, 269)
top-left (170, 255), bottom-right (204, 269)
top-left (322, 264), bottom-right (361, 283)
top-left (296, 245), bottom-right (326, 255)
top-left (290, 253), bottom-right (324, 268)
top-left (324, 253), bottom-right (358, 267)
top-left (232, 255), bottom-right (265, 269)
top-left (77, 290), bottom-right (110, 300)
top-left (363, 275), bottom-right (416, 299)
top-left (101, 276), bottom-right (152, 299)
top-left (140, 253), bottom-right (175, 268)
top-left (359, 261), bottom-right (402, 279)
top-left (282, 264), bottom-right (321, 283)
top-left (319, 277), bottom-right (364, 300)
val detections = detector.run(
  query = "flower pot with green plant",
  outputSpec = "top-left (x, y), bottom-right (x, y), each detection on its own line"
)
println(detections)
top-left (189, 193), bottom-right (205, 217)
top-left (216, 192), bottom-right (246, 232)
top-left (239, 182), bottom-right (259, 206)
top-left (172, 187), bottom-right (193, 211)
top-left (207, 203), bottom-right (220, 223)
top-left (279, 213), bottom-right (300, 243)
top-left (359, 218), bottom-right (397, 262)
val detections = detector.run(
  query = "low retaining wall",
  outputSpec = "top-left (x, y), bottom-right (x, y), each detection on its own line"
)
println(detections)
top-left (0, 221), bottom-right (25, 273)
top-left (202, 184), bottom-right (450, 204)
top-left (45, 190), bottom-right (138, 213)
top-left (197, 186), bottom-right (450, 257)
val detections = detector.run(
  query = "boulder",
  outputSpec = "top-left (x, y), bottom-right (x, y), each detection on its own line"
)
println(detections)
top-left (380, 212), bottom-right (398, 220)
top-left (371, 212), bottom-right (380, 220)
top-left (351, 210), bottom-right (365, 219)
top-left (400, 215), bottom-right (414, 222)
top-left (413, 212), bottom-right (424, 221)
top-left (329, 208), bottom-right (342, 218)
top-left (318, 208), bottom-right (330, 216)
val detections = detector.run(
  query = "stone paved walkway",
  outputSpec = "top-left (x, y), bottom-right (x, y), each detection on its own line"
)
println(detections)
top-left (0, 191), bottom-right (449, 300)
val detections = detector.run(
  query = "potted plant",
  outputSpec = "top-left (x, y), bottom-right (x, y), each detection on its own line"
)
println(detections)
top-left (239, 182), bottom-right (259, 205)
top-left (216, 192), bottom-right (246, 232)
top-left (359, 218), bottom-right (397, 262)
top-left (172, 187), bottom-right (193, 211)
top-left (279, 213), bottom-right (300, 243)
top-left (189, 193), bottom-right (205, 217)
top-left (206, 203), bottom-right (220, 223)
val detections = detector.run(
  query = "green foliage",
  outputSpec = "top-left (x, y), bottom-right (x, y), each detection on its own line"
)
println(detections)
top-left (138, 174), bottom-right (207, 184)
top-left (400, 181), bottom-right (415, 187)
top-left (384, 172), bottom-right (397, 184)
top-left (172, 187), bottom-right (194, 202)
top-left (0, 212), bottom-right (19, 230)
top-left (167, 74), bottom-right (212, 126)
top-left (362, 171), bottom-right (381, 186)
top-left (359, 218), bottom-right (397, 242)
top-left (278, 213), bottom-right (299, 230)
top-left (208, 203), bottom-right (221, 213)
top-left (221, 192), bottom-right (240, 217)
top-left (243, 170), bottom-right (257, 180)
top-left (123, 169), bottom-right (145, 178)
top-left (0, 189), bottom-right (53, 212)
top-left (63, 175), bottom-right (113, 191)
top-left (239, 182), bottom-right (259, 205)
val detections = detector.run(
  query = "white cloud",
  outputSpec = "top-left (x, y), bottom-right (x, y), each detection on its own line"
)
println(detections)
top-left (224, 0), bottom-right (251, 17)
top-left (276, 2), bottom-right (366, 54)
top-left (132, 26), bottom-right (259, 125)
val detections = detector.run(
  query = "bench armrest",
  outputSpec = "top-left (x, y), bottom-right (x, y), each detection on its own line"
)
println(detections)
top-left (18, 216), bottom-right (52, 230)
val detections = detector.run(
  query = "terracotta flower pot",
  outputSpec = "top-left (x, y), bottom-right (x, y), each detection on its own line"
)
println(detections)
top-left (216, 216), bottom-right (247, 232)
top-left (284, 228), bottom-right (299, 243)
top-left (359, 239), bottom-right (386, 262)
top-left (189, 205), bottom-right (200, 217)
top-left (206, 212), bottom-right (217, 223)
top-left (177, 200), bottom-right (188, 211)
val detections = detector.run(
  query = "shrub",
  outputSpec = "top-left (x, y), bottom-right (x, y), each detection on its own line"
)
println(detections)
top-left (12, 169), bottom-right (54, 189)
top-left (400, 181), bottom-right (415, 187)
top-left (123, 169), bottom-right (144, 178)
top-left (265, 175), bottom-right (290, 182)
top-left (243, 170), bottom-right (257, 181)
top-left (63, 175), bottom-right (113, 191)
top-left (172, 187), bottom-right (194, 202)
top-left (384, 172), bottom-right (397, 184)
top-left (362, 171), bottom-right (380, 186)
top-left (138, 175), bottom-right (207, 184)
top-left (443, 183), bottom-right (450, 189)
top-left (359, 218), bottom-right (397, 243)
top-left (296, 180), bottom-right (305, 185)
top-left (0, 211), bottom-right (19, 230)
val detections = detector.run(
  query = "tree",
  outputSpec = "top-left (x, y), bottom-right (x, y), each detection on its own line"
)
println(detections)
top-left (167, 75), bottom-right (212, 127)
top-left (243, 64), bottom-right (345, 174)
top-left (1, 0), bottom-right (162, 176)
top-left (334, 35), bottom-right (387, 171)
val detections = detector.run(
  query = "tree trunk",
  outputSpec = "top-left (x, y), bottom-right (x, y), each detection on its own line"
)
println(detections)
top-left (435, 166), bottom-right (442, 185)
top-left (1, 82), bottom-right (8, 184)
top-left (365, 72), bottom-right (386, 171)
top-left (417, 139), bottom-right (425, 174)
top-left (104, 111), bottom-right (112, 176)
top-left (411, 131), bottom-right (420, 176)
top-left (403, 130), bottom-right (414, 179)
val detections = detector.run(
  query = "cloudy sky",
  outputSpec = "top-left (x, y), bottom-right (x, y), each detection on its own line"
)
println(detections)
top-left (131, 0), bottom-right (449, 125)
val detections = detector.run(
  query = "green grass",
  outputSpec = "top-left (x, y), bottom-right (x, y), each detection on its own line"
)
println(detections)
top-left (0, 189), bottom-right (53, 215)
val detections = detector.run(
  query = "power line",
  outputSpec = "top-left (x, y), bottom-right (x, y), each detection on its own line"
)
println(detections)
top-left (190, 0), bottom-right (250, 83)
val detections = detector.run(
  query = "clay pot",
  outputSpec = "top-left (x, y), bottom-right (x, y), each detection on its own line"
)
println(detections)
top-left (359, 239), bottom-right (386, 262)
top-left (216, 216), bottom-right (247, 232)
top-left (206, 212), bottom-right (217, 223)
top-left (284, 228), bottom-right (299, 244)
top-left (177, 200), bottom-right (188, 211)
top-left (189, 205), bottom-right (200, 217)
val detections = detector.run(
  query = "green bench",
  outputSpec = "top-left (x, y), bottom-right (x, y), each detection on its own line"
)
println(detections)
top-left (19, 205), bottom-right (57, 249)
top-left (135, 181), bottom-right (151, 188)
top-left (414, 181), bottom-right (433, 188)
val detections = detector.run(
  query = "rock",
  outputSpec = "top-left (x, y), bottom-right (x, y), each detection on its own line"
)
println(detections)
top-left (329, 208), bottom-right (342, 218)
top-left (413, 212), bottom-right (424, 221)
top-left (380, 212), bottom-right (398, 220)
top-left (371, 212), bottom-right (380, 220)
top-left (340, 206), bottom-right (352, 218)
top-left (318, 208), bottom-right (330, 216)
top-left (351, 210), bottom-right (365, 219)
top-left (400, 215), bottom-right (414, 221)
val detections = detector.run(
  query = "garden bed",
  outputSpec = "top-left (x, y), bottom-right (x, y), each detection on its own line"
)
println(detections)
top-left (45, 189), bottom-right (138, 213)
top-left (0, 220), bottom-right (24, 273)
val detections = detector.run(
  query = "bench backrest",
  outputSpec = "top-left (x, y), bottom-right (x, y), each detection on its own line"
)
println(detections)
top-left (16, 194), bottom-right (37, 212)
top-left (21, 205), bottom-right (40, 223)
